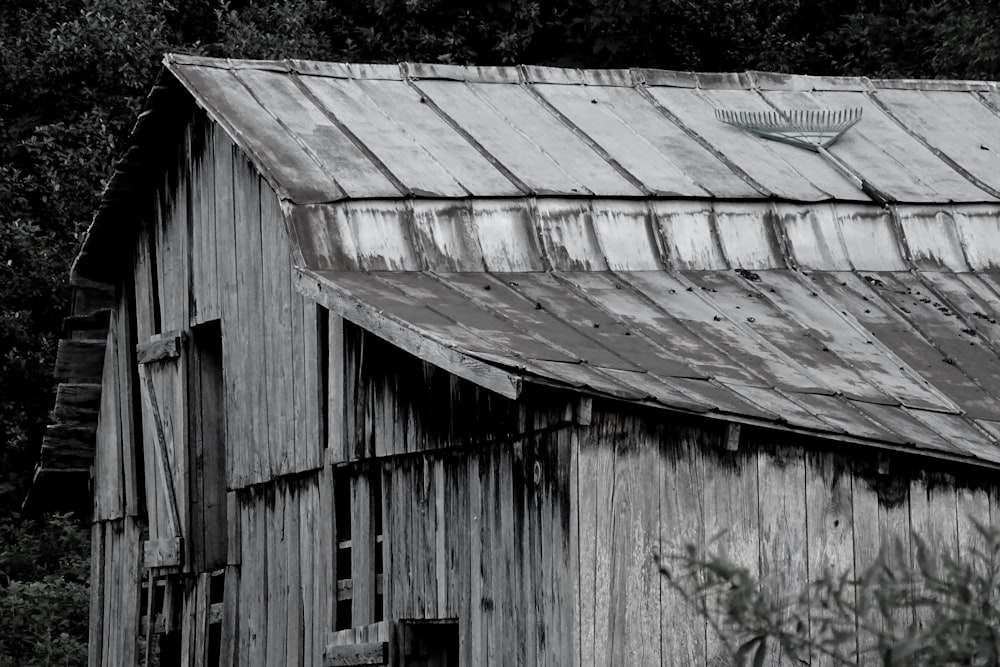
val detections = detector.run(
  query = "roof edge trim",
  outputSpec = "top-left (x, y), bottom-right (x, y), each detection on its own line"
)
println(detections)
top-left (295, 267), bottom-right (523, 400)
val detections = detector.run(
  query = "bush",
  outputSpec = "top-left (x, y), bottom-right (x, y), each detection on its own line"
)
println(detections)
top-left (658, 521), bottom-right (1000, 666)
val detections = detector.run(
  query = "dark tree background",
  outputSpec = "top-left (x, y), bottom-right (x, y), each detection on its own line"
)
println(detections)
top-left (1, 0), bottom-right (997, 661)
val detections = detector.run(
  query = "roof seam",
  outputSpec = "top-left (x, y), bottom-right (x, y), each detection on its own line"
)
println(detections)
top-left (867, 90), bottom-right (1000, 200)
top-left (228, 68), bottom-right (350, 202)
top-left (633, 84), bottom-right (774, 198)
top-left (402, 77), bottom-right (531, 196)
top-left (285, 74), bottom-right (411, 197)
top-left (519, 81), bottom-right (655, 196)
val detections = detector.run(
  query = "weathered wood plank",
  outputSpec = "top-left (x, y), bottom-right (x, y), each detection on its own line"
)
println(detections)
top-left (956, 481), bottom-right (991, 573)
top-left (590, 415), bottom-right (618, 667)
top-left (88, 522), bottom-right (106, 667)
top-left (569, 427), bottom-right (582, 667)
top-left (909, 471), bottom-right (959, 634)
top-left (265, 488), bottom-right (286, 666)
top-left (221, 564), bottom-right (240, 667)
top-left (300, 479), bottom-right (315, 667)
top-left (703, 437), bottom-right (759, 665)
top-left (328, 315), bottom-right (346, 464)
top-left (260, 187), bottom-right (290, 475)
top-left (136, 332), bottom-right (182, 364)
top-left (659, 427), bottom-right (707, 667)
top-left (133, 224), bottom-right (156, 342)
top-left (54, 383), bottom-right (101, 423)
top-left (851, 457), bottom-right (882, 666)
top-left (116, 291), bottom-right (139, 517)
top-left (805, 450), bottom-right (856, 667)
top-left (213, 127), bottom-right (242, 487)
top-left (606, 414), bottom-right (661, 665)
top-left (757, 441), bottom-right (808, 667)
top-left (286, 484), bottom-right (303, 667)
top-left (233, 162), bottom-right (267, 482)
top-left (351, 471), bottom-right (375, 625)
top-left (143, 538), bottom-right (183, 568)
top-left (323, 641), bottom-right (389, 666)
top-left (577, 425), bottom-right (598, 667)
top-left (94, 315), bottom-right (124, 521)
top-left (55, 338), bottom-right (106, 382)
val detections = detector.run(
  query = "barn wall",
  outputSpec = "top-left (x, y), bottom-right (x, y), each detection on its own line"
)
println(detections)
top-left (329, 325), bottom-right (580, 665)
top-left (130, 112), bottom-right (323, 489)
top-left (88, 517), bottom-right (142, 667)
top-left (576, 407), bottom-right (1000, 667)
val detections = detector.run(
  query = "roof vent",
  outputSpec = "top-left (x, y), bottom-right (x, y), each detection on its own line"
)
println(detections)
top-left (715, 107), bottom-right (862, 151)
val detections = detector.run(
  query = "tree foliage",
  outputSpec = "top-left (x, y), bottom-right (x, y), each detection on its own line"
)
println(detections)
top-left (1, 0), bottom-right (999, 660)
top-left (659, 521), bottom-right (1000, 666)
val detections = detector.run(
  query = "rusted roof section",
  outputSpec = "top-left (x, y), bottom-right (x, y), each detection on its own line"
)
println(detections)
top-left (163, 54), bottom-right (1000, 206)
top-left (294, 197), bottom-right (1000, 467)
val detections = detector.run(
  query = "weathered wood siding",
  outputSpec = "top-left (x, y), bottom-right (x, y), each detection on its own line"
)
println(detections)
top-left (576, 407), bottom-right (1000, 667)
top-left (332, 325), bottom-right (580, 665)
top-left (129, 113), bottom-right (322, 489)
top-left (88, 517), bottom-right (142, 667)
top-left (232, 471), bottom-right (333, 667)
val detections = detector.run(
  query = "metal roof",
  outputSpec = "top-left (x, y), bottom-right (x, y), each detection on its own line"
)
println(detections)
top-left (78, 55), bottom-right (1000, 467)
top-left (294, 197), bottom-right (1000, 466)
top-left (157, 55), bottom-right (1000, 206)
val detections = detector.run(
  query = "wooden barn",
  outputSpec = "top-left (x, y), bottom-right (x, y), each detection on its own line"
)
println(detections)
top-left (27, 55), bottom-right (1000, 666)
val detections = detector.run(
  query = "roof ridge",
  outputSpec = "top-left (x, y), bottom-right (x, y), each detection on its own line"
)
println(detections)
top-left (163, 54), bottom-right (1000, 92)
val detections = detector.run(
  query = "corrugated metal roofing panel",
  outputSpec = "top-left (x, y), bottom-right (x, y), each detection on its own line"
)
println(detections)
top-left (559, 85), bottom-right (760, 198)
top-left (774, 204), bottom-right (853, 270)
top-left (832, 205), bottom-right (907, 271)
top-left (652, 201), bottom-right (728, 270)
top-left (296, 76), bottom-right (471, 197)
top-left (410, 79), bottom-right (590, 195)
top-left (463, 82), bottom-right (644, 196)
top-left (644, 86), bottom-right (862, 201)
top-left (590, 201), bottom-right (663, 271)
top-left (531, 83), bottom-right (710, 196)
top-left (351, 78), bottom-right (525, 196)
top-left (170, 64), bottom-right (345, 203)
top-left (230, 68), bottom-right (402, 199)
top-left (895, 206), bottom-right (970, 271)
top-left (952, 205), bottom-right (1000, 270)
top-left (763, 89), bottom-right (993, 202)
top-left (873, 89), bottom-right (1000, 197)
top-left (712, 202), bottom-right (786, 269)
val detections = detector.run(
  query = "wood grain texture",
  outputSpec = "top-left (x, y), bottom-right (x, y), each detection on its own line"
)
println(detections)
top-left (659, 427), bottom-right (707, 667)
top-left (757, 441), bottom-right (808, 667)
top-left (805, 450), bottom-right (855, 667)
top-left (323, 641), bottom-right (389, 666)
top-left (136, 333), bottom-right (182, 364)
top-left (703, 435), bottom-right (760, 667)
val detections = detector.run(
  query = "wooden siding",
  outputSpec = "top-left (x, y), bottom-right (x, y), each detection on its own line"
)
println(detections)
top-left (233, 470), bottom-right (334, 667)
top-left (93, 291), bottom-right (139, 520)
top-left (576, 408), bottom-right (1000, 667)
top-left (89, 517), bottom-right (142, 667)
top-left (334, 324), bottom-right (579, 665)
top-left (128, 113), bottom-right (322, 489)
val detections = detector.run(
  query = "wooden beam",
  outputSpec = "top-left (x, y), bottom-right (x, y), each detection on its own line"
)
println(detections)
top-left (53, 383), bottom-right (101, 424)
top-left (136, 331), bottom-right (184, 364)
top-left (725, 423), bottom-right (741, 451)
top-left (323, 642), bottom-right (389, 666)
top-left (143, 538), bottom-right (183, 568)
top-left (54, 339), bottom-right (106, 382)
top-left (295, 268), bottom-right (522, 400)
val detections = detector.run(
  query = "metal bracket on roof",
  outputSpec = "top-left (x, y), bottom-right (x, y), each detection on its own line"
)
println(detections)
top-left (715, 107), bottom-right (862, 151)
